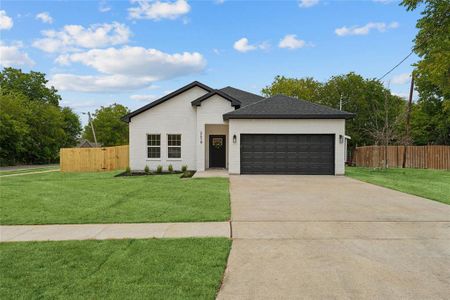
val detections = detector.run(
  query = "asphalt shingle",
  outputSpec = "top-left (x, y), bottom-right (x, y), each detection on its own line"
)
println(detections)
top-left (223, 94), bottom-right (354, 119)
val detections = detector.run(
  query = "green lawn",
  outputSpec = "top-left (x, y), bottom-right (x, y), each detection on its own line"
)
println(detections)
top-left (0, 238), bottom-right (231, 299)
top-left (0, 171), bottom-right (230, 225)
top-left (346, 167), bottom-right (450, 205)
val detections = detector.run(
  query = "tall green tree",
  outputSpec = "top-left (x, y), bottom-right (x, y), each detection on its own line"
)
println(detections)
top-left (83, 104), bottom-right (129, 147)
top-left (262, 76), bottom-right (323, 102)
top-left (0, 68), bottom-right (61, 106)
top-left (0, 68), bottom-right (81, 165)
top-left (401, 0), bottom-right (450, 144)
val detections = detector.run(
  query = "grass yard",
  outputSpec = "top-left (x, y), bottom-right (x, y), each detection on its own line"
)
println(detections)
top-left (0, 171), bottom-right (230, 225)
top-left (346, 167), bottom-right (450, 205)
top-left (0, 166), bottom-right (59, 176)
top-left (0, 238), bottom-right (231, 299)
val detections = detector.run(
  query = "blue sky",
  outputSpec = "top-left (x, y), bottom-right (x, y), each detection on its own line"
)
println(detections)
top-left (1, 0), bottom-right (421, 124)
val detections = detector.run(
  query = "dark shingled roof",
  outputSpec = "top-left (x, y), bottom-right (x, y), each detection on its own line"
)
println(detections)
top-left (219, 86), bottom-right (265, 108)
top-left (223, 94), bottom-right (354, 120)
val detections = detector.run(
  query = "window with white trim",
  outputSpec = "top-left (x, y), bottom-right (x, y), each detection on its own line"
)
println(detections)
top-left (168, 134), bottom-right (181, 158)
top-left (147, 134), bottom-right (160, 158)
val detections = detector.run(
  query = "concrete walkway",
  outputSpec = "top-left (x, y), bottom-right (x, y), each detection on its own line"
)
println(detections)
top-left (217, 175), bottom-right (450, 300)
top-left (193, 169), bottom-right (229, 178)
top-left (0, 222), bottom-right (230, 242)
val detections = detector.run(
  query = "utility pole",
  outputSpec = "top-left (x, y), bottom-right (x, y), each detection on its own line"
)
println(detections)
top-left (402, 71), bottom-right (414, 168)
top-left (83, 112), bottom-right (98, 145)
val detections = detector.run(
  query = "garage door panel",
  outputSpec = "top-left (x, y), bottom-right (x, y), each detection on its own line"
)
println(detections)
top-left (240, 134), bottom-right (334, 175)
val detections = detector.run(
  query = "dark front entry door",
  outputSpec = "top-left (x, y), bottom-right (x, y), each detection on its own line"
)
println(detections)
top-left (209, 135), bottom-right (226, 168)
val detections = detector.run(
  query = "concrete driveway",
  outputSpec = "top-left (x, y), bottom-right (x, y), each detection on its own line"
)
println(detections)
top-left (217, 175), bottom-right (450, 300)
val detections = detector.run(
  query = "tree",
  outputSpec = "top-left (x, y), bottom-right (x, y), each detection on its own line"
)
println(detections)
top-left (400, 0), bottom-right (450, 145)
top-left (262, 73), bottom-right (407, 149)
top-left (0, 68), bottom-right (61, 106)
top-left (83, 104), bottom-right (129, 146)
top-left (0, 68), bottom-right (81, 165)
top-left (262, 76), bottom-right (323, 102)
top-left (0, 92), bottom-right (30, 165)
top-left (61, 107), bottom-right (82, 148)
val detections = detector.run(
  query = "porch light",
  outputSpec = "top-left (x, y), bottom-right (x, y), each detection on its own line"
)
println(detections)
top-left (339, 135), bottom-right (344, 144)
top-left (233, 134), bottom-right (237, 143)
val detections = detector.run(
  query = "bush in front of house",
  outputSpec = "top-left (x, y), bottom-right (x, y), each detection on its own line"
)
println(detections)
top-left (156, 165), bottom-right (163, 173)
top-left (125, 166), bottom-right (131, 175)
top-left (144, 165), bottom-right (150, 174)
top-left (181, 165), bottom-right (187, 173)
top-left (168, 164), bottom-right (173, 173)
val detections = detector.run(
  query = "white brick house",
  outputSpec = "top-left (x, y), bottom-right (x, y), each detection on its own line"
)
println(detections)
top-left (122, 81), bottom-right (354, 175)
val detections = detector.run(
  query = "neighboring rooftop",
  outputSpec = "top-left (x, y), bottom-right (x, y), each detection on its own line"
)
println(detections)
top-left (223, 94), bottom-right (354, 120)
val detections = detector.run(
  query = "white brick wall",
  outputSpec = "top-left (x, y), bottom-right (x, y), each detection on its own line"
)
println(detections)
top-left (228, 119), bottom-right (346, 175)
top-left (128, 86), bottom-right (208, 171)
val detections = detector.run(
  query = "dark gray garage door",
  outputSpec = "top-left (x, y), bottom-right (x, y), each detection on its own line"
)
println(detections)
top-left (240, 134), bottom-right (335, 175)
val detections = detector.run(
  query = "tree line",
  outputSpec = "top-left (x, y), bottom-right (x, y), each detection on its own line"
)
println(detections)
top-left (0, 68), bottom-right (82, 165)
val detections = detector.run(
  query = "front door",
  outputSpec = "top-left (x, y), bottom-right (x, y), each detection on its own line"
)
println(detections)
top-left (209, 135), bottom-right (226, 168)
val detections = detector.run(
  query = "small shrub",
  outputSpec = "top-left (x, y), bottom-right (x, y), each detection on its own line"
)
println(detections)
top-left (125, 166), bottom-right (131, 175)
top-left (144, 165), bottom-right (150, 174)
top-left (156, 165), bottom-right (163, 173)
top-left (181, 165), bottom-right (187, 172)
top-left (168, 164), bottom-right (173, 173)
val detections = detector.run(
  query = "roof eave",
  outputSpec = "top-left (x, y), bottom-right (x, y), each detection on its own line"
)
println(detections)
top-left (223, 114), bottom-right (355, 120)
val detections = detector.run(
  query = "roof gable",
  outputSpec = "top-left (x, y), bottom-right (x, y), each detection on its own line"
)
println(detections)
top-left (223, 94), bottom-right (355, 120)
top-left (191, 89), bottom-right (241, 107)
top-left (122, 81), bottom-right (213, 122)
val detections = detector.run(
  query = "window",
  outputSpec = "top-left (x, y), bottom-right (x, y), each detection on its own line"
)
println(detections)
top-left (168, 134), bottom-right (181, 158)
top-left (147, 134), bottom-right (160, 158)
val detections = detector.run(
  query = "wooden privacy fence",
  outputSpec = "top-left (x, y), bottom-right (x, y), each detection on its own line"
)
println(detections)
top-left (353, 145), bottom-right (450, 169)
top-left (60, 145), bottom-right (129, 172)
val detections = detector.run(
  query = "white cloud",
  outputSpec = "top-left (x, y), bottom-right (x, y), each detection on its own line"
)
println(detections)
top-left (298, 0), bottom-right (319, 8)
top-left (56, 46), bottom-right (206, 78)
top-left (234, 38), bottom-right (256, 52)
top-left (130, 94), bottom-right (159, 101)
top-left (278, 34), bottom-right (306, 49)
top-left (36, 12), bottom-right (53, 24)
top-left (233, 37), bottom-right (269, 53)
top-left (0, 42), bottom-right (35, 67)
top-left (99, 0), bottom-right (112, 12)
top-left (51, 46), bottom-right (206, 92)
top-left (392, 92), bottom-right (408, 99)
top-left (0, 10), bottom-right (13, 30)
top-left (50, 74), bottom-right (156, 93)
top-left (60, 100), bottom-right (96, 109)
top-left (33, 22), bottom-right (131, 53)
top-left (128, 0), bottom-right (190, 20)
top-left (391, 73), bottom-right (410, 85)
top-left (215, 0), bottom-right (225, 4)
top-left (335, 22), bottom-right (399, 36)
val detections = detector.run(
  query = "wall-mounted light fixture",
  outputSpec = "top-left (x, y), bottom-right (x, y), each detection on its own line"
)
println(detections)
top-left (339, 134), bottom-right (344, 144)
top-left (233, 134), bottom-right (237, 143)
top-left (200, 131), bottom-right (203, 144)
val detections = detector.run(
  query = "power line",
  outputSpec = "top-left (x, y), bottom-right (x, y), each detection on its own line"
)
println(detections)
top-left (377, 50), bottom-right (414, 81)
